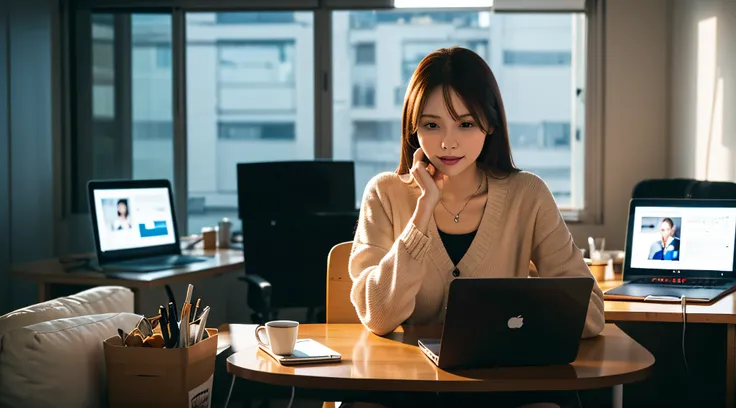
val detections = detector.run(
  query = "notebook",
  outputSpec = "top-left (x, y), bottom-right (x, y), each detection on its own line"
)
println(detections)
top-left (258, 338), bottom-right (342, 366)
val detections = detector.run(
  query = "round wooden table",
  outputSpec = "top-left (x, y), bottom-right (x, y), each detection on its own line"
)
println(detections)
top-left (226, 323), bottom-right (654, 398)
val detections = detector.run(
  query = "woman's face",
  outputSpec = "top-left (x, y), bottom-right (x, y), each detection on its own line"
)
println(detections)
top-left (660, 221), bottom-right (673, 240)
top-left (118, 202), bottom-right (127, 216)
top-left (416, 87), bottom-right (489, 177)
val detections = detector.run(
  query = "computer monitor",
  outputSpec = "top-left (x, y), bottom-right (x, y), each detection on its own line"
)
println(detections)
top-left (88, 179), bottom-right (183, 264)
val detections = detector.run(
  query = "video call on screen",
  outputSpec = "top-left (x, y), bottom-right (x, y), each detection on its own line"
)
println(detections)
top-left (93, 188), bottom-right (176, 252)
top-left (629, 206), bottom-right (736, 272)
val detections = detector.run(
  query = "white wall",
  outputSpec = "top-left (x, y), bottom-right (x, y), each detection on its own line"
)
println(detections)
top-left (669, 0), bottom-right (736, 182)
top-left (567, 0), bottom-right (670, 250)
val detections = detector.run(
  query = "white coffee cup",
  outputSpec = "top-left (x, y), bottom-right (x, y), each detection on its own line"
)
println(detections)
top-left (255, 320), bottom-right (299, 355)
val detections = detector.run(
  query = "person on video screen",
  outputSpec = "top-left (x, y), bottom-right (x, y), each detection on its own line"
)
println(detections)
top-left (648, 217), bottom-right (680, 260)
top-left (112, 199), bottom-right (133, 231)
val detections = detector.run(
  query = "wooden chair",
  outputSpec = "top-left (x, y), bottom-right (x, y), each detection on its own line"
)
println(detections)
top-left (326, 241), bottom-right (360, 324)
top-left (323, 241), bottom-right (358, 408)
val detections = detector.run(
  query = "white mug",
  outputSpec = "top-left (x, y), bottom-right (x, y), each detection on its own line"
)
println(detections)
top-left (255, 320), bottom-right (299, 355)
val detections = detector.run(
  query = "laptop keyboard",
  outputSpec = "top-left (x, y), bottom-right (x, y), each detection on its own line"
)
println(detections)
top-left (635, 277), bottom-right (730, 288)
top-left (114, 255), bottom-right (206, 267)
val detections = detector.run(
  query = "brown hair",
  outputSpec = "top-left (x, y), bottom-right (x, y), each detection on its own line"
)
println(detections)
top-left (396, 46), bottom-right (519, 177)
top-left (661, 218), bottom-right (675, 229)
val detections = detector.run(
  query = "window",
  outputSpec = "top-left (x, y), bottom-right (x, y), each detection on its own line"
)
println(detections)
top-left (332, 11), bottom-right (586, 209)
top-left (216, 40), bottom-right (297, 114)
top-left (72, 13), bottom-right (173, 212)
top-left (156, 45), bottom-right (171, 68)
top-left (67, 3), bottom-right (598, 236)
top-left (355, 43), bottom-right (375, 65)
top-left (186, 12), bottom-right (314, 234)
top-left (503, 50), bottom-right (572, 66)
top-left (352, 84), bottom-right (375, 107)
top-left (215, 12), bottom-right (296, 25)
top-left (218, 122), bottom-right (296, 140)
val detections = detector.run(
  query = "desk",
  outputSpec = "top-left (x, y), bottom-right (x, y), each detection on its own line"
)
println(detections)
top-left (225, 323), bottom-right (653, 407)
top-left (601, 279), bottom-right (736, 407)
top-left (11, 248), bottom-right (244, 313)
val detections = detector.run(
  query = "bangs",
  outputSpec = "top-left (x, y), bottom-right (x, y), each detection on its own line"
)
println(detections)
top-left (409, 80), bottom-right (496, 135)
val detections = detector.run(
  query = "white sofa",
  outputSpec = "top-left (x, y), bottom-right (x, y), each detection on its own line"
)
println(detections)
top-left (0, 286), bottom-right (141, 408)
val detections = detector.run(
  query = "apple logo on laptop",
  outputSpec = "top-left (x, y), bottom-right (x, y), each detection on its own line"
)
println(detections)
top-left (507, 315), bottom-right (524, 329)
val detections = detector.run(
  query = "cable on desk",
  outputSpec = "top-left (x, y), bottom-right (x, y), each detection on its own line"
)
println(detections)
top-left (224, 375), bottom-right (236, 408)
top-left (681, 296), bottom-right (690, 376)
top-left (286, 386), bottom-right (295, 408)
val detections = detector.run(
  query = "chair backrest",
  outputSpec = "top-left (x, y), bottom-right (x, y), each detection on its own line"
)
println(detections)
top-left (632, 178), bottom-right (736, 199)
top-left (237, 160), bottom-right (359, 312)
top-left (326, 241), bottom-right (361, 324)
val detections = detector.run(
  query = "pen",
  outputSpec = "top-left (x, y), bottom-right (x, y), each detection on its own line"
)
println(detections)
top-left (195, 306), bottom-right (210, 344)
top-left (192, 298), bottom-right (201, 323)
top-left (167, 301), bottom-right (180, 348)
top-left (165, 285), bottom-right (178, 323)
top-left (179, 303), bottom-right (191, 348)
top-left (159, 305), bottom-right (170, 347)
top-left (184, 284), bottom-right (194, 305)
top-left (181, 284), bottom-right (194, 323)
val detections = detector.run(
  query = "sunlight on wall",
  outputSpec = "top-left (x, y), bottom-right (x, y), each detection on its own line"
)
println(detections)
top-left (695, 16), bottom-right (717, 180)
top-left (695, 15), bottom-right (728, 180)
top-left (707, 76), bottom-right (730, 180)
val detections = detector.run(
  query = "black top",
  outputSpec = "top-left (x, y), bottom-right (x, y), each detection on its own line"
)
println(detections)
top-left (438, 229), bottom-right (477, 268)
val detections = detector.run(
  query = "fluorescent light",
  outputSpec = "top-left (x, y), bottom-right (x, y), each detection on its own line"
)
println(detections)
top-left (394, 0), bottom-right (493, 8)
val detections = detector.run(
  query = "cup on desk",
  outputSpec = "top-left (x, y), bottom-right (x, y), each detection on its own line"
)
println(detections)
top-left (202, 227), bottom-right (216, 250)
top-left (256, 320), bottom-right (299, 355)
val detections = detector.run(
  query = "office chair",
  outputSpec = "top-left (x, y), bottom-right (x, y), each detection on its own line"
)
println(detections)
top-left (236, 160), bottom-right (359, 324)
top-left (632, 178), bottom-right (736, 199)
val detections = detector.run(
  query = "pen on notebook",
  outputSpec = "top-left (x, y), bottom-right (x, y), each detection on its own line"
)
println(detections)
top-left (191, 298), bottom-right (201, 323)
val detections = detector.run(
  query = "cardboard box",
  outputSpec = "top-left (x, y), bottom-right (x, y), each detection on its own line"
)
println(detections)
top-left (104, 328), bottom-right (218, 408)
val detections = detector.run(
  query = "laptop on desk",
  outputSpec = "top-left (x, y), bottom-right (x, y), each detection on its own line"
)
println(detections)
top-left (88, 179), bottom-right (210, 272)
top-left (605, 198), bottom-right (736, 303)
top-left (418, 277), bottom-right (594, 370)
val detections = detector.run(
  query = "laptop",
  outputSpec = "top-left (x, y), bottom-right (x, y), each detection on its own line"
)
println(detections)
top-left (605, 198), bottom-right (736, 303)
top-left (418, 277), bottom-right (594, 370)
top-left (87, 179), bottom-right (210, 272)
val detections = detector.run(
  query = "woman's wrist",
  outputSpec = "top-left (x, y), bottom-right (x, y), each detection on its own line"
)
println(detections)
top-left (411, 196), bottom-right (437, 235)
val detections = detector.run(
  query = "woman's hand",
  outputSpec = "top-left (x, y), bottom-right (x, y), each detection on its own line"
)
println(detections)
top-left (409, 148), bottom-right (444, 211)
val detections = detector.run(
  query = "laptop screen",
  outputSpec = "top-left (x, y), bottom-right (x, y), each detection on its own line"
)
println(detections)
top-left (92, 186), bottom-right (177, 253)
top-left (625, 200), bottom-right (736, 277)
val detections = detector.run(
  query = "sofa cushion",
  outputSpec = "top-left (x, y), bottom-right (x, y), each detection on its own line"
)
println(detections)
top-left (0, 286), bottom-right (134, 343)
top-left (0, 312), bottom-right (142, 408)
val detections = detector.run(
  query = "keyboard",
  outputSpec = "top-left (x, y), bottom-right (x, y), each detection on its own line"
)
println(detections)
top-left (103, 255), bottom-right (209, 272)
top-left (634, 277), bottom-right (732, 289)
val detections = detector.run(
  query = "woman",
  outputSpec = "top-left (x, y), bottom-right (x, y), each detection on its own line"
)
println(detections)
top-left (348, 47), bottom-right (604, 408)
top-left (113, 199), bottom-right (132, 230)
top-left (648, 218), bottom-right (680, 260)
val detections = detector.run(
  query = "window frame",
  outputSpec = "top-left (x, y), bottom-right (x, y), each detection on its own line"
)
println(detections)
top-left (63, 0), bottom-right (604, 236)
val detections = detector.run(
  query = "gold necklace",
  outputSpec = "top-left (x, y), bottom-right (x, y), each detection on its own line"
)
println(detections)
top-left (439, 176), bottom-right (485, 223)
